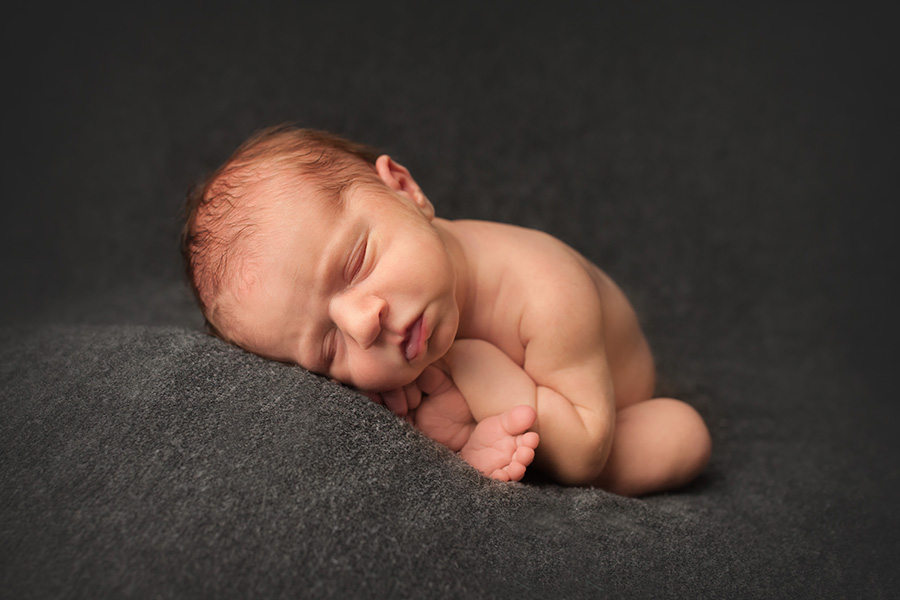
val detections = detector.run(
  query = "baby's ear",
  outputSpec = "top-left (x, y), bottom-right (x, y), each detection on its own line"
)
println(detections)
top-left (374, 155), bottom-right (435, 220)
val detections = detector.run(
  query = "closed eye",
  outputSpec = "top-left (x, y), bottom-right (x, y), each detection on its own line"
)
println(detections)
top-left (322, 328), bottom-right (337, 372)
top-left (348, 238), bottom-right (368, 282)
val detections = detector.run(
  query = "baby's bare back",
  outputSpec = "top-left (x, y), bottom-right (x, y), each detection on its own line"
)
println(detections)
top-left (444, 219), bottom-right (655, 407)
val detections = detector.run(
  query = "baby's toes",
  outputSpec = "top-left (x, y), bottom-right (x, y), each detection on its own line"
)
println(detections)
top-left (513, 445), bottom-right (535, 468)
top-left (519, 431), bottom-right (540, 450)
top-left (503, 462), bottom-right (527, 482)
top-left (490, 468), bottom-right (512, 482)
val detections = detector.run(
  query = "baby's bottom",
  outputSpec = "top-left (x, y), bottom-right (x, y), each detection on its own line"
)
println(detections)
top-left (595, 398), bottom-right (711, 496)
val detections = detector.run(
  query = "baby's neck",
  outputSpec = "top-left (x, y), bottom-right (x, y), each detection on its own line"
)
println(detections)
top-left (432, 218), bottom-right (476, 336)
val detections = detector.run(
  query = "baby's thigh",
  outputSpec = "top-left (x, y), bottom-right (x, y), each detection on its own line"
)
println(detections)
top-left (589, 265), bottom-right (656, 407)
top-left (607, 327), bottom-right (656, 409)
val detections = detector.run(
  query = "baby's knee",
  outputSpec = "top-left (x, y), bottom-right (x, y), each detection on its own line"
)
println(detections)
top-left (659, 398), bottom-right (712, 480)
top-left (608, 398), bottom-right (711, 494)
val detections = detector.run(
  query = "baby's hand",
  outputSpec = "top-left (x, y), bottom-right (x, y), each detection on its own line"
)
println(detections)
top-left (362, 382), bottom-right (422, 419)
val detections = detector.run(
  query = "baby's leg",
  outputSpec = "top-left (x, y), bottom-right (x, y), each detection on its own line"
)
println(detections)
top-left (596, 399), bottom-right (711, 496)
top-left (412, 365), bottom-right (540, 481)
top-left (416, 393), bottom-right (539, 481)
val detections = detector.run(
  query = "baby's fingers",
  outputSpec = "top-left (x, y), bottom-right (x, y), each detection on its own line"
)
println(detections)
top-left (382, 388), bottom-right (409, 417)
top-left (404, 382), bottom-right (422, 411)
top-left (416, 365), bottom-right (453, 396)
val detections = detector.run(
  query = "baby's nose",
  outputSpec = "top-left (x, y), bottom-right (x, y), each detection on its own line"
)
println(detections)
top-left (333, 292), bottom-right (387, 350)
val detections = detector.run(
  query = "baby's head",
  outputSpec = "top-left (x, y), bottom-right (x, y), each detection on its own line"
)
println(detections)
top-left (183, 126), bottom-right (461, 391)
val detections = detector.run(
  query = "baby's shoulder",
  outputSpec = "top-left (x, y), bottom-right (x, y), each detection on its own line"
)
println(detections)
top-left (453, 219), bottom-right (605, 324)
top-left (452, 219), bottom-right (587, 271)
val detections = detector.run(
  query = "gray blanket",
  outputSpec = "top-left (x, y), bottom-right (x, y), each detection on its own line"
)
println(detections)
top-left (2, 322), bottom-right (891, 597)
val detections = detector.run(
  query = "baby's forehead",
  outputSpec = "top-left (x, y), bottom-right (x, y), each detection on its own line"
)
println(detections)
top-left (238, 176), bottom-right (346, 263)
top-left (216, 160), bottom-right (384, 275)
top-left (247, 166), bottom-right (393, 236)
top-left (213, 192), bottom-right (343, 352)
top-left (251, 166), bottom-right (343, 210)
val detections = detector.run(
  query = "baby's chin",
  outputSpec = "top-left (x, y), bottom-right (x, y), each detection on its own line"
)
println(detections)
top-left (356, 365), bottom-right (426, 394)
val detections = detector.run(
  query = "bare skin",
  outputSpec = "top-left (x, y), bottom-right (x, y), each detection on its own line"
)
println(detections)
top-left (211, 154), bottom-right (712, 495)
top-left (410, 364), bottom-right (539, 482)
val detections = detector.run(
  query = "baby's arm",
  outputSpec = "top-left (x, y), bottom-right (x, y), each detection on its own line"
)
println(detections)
top-left (446, 336), bottom-right (615, 486)
top-left (379, 365), bottom-right (539, 482)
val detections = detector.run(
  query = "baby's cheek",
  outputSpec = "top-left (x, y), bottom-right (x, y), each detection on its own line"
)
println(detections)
top-left (430, 315), bottom-right (458, 362)
top-left (354, 362), bottom-right (420, 393)
top-left (345, 359), bottom-right (391, 391)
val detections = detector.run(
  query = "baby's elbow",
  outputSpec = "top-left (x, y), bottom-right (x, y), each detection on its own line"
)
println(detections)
top-left (554, 451), bottom-right (608, 487)
top-left (555, 423), bottom-right (614, 485)
top-left (556, 462), bottom-right (605, 487)
top-left (534, 386), bottom-right (614, 485)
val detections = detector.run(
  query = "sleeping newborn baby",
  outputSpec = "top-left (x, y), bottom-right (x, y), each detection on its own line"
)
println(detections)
top-left (181, 126), bottom-right (711, 496)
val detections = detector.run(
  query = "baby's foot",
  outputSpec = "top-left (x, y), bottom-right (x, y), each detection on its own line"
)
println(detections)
top-left (459, 405), bottom-right (540, 482)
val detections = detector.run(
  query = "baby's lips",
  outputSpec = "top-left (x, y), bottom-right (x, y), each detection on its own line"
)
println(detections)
top-left (403, 314), bottom-right (425, 361)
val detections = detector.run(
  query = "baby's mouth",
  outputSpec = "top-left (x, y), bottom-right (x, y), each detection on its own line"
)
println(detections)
top-left (403, 314), bottom-right (425, 362)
